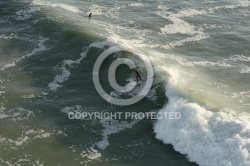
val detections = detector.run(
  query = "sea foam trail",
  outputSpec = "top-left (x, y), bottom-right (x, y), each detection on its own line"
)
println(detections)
top-left (16, 6), bottom-right (40, 20)
top-left (154, 70), bottom-right (250, 166)
top-left (96, 118), bottom-right (139, 150)
top-left (157, 0), bottom-right (249, 50)
top-left (32, 0), bottom-right (82, 14)
top-left (0, 36), bottom-right (48, 71)
top-left (60, 105), bottom-right (140, 150)
top-left (48, 41), bottom-right (114, 91)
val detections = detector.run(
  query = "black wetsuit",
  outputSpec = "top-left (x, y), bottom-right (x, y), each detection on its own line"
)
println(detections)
top-left (135, 71), bottom-right (142, 83)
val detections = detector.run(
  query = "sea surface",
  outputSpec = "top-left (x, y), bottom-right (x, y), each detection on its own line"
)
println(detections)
top-left (0, 0), bottom-right (250, 165)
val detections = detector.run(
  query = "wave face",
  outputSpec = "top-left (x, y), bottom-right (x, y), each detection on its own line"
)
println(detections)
top-left (154, 72), bottom-right (250, 166)
top-left (1, 0), bottom-right (250, 165)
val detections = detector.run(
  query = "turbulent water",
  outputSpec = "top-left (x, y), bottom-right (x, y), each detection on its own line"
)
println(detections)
top-left (0, 0), bottom-right (250, 165)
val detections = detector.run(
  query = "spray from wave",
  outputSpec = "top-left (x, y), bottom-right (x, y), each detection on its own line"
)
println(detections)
top-left (154, 69), bottom-right (250, 166)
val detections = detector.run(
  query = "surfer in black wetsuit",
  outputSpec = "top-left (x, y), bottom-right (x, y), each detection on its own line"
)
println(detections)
top-left (88, 12), bottom-right (92, 22)
top-left (135, 70), bottom-right (142, 83)
top-left (89, 12), bottom-right (92, 18)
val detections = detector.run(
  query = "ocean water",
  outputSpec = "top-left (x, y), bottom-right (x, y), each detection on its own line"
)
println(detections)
top-left (0, 0), bottom-right (250, 165)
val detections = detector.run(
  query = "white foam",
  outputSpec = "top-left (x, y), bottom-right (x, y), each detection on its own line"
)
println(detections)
top-left (158, 11), bottom-right (208, 49)
top-left (107, 34), bottom-right (148, 48)
top-left (154, 70), bottom-right (250, 166)
top-left (22, 94), bottom-right (35, 99)
top-left (0, 19), bottom-right (6, 23)
top-left (151, 50), bottom-right (230, 68)
top-left (203, 23), bottom-right (231, 30)
top-left (0, 107), bottom-right (63, 151)
top-left (230, 55), bottom-right (250, 62)
top-left (173, 1), bottom-right (249, 18)
top-left (0, 33), bottom-right (18, 40)
top-left (32, 0), bottom-right (82, 14)
top-left (89, 4), bottom-right (126, 19)
top-left (60, 105), bottom-right (83, 114)
top-left (0, 107), bottom-right (34, 121)
top-left (1, 127), bottom-right (62, 148)
top-left (0, 154), bottom-right (45, 166)
top-left (48, 41), bottom-right (113, 91)
top-left (157, 5), bottom-right (169, 11)
top-left (239, 64), bottom-right (250, 74)
top-left (157, 1), bottom-right (250, 50)
top-left (167, 33), bottom-right (208, 49)
top-left (12, 128), bottom-right (59, 146)
top-left (0, 91), bottom-right (5, 97)
top-left (146, 89), bottom-right (158, 102)
top-left (176, 8), bottom-right (206, 17)
top-left (0, 62), bottom-right (15, 71)
top-left (160, 16), bottom-right (200, 35)
top-left (89, 4), bottom-right (104, 16)
top-left (25, 36), bottom-right (49, 58)
top-left (96, 119), bottom-right (139, 149)
top-left (121, 78), bottom-right (158, 102)
top-left (16, 6), bottom-right (40, 20)
top-left (0, 36), bottom-right (48, 71)
top-left (80, 147), bottom-right (101, 160)
top-left (48, 60), bottom-right (72, 91)
top-left (89, 41), bottom-right (114, 49)
top-left (48, 48), bottom-right (88, 91)
top-left (231, 90), bottom-right (250, 99)
top-left (15, 136), bottom-right (29, 146)
top-left (129, 3), bottom-right (144, 7)
top-left (110, 91), bottom-right (120, 99)
top-left (189, 59), bottom-right (231, 68)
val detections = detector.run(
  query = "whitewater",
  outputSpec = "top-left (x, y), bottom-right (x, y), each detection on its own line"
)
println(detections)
top-left (0, 0), bottom-right (250, 165)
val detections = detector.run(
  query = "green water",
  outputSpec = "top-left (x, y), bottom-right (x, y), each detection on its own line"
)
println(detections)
top-left (1, 0), bottom-right (250, 165)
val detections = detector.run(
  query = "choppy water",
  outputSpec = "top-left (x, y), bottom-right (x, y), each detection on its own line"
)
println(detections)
top-left (0, 0), bottom-right (250, 165)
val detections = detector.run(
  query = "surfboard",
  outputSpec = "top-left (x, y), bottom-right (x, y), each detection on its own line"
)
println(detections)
top-left (136, 80), bottom-right (143, 86)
